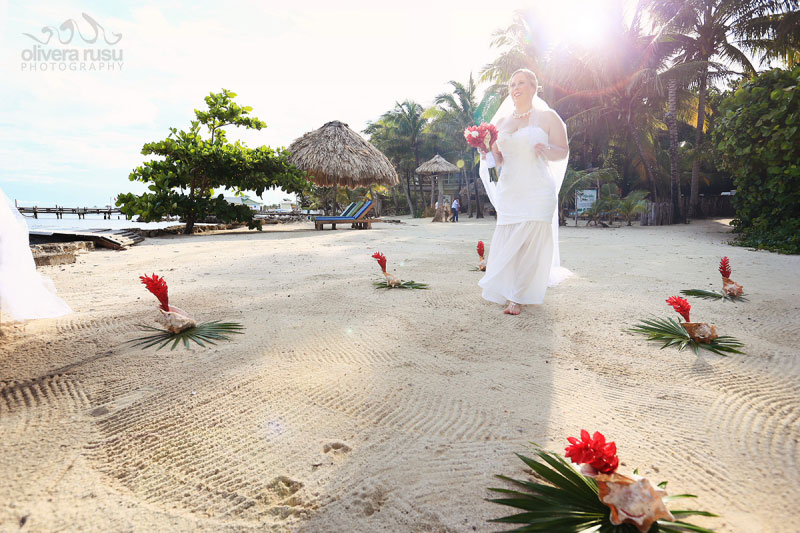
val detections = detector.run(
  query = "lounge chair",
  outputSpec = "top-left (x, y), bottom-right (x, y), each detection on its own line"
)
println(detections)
top-left (314, 200), bottom-right (379, 230)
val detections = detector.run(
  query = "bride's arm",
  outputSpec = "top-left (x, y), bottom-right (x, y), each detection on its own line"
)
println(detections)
top-left (489, 142), bottom-right (504, 167)
top-left (537, 111), bottom-right (569, 161)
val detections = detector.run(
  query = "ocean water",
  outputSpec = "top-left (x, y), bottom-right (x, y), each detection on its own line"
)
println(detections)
top-left (23, 213), bottom-right (178, 232)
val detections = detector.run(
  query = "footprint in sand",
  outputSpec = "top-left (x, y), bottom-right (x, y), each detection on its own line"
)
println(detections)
top-left (323, 441), bottom-right (351, 454)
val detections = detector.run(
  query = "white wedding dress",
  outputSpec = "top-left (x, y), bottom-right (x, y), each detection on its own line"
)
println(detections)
top-left (478, 111), bottom-right (571, 305)
top-left (0, 187), bottom-right (72, 321)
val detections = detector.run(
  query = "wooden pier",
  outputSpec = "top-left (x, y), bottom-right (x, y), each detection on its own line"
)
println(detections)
top-left (17, 206), bottom-right (123, 219)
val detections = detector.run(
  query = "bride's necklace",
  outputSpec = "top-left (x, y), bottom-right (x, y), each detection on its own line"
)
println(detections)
top-left (512, 107), bottom-right (533, 119)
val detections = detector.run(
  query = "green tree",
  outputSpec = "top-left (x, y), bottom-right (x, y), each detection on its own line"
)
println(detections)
top-left (617, 190), bottom-right (651, 225)
top-left (432, 75), bottom-right (485, 218)
top-left (646, 0), bottom-right (799, 217)
top-left (365, 100), bottom-right (430, 216)
top-left (713, 67), bottom-right (800, 253)
top-left (117, 89), bottom-right (307, 234)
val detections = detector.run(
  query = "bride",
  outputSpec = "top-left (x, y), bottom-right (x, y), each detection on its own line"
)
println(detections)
top-left (0, 186), bottom-right (71, 322)
top-left (478, 69), bottom-right (570, 315)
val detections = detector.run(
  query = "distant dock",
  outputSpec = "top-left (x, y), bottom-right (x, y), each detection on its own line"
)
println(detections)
top-left (17, 206), bottom-right (123, 219)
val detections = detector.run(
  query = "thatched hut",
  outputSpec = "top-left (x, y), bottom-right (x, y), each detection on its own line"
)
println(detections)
top-left (288, 121), bottom-right (398, 214)
top-left (416, 154), bottom-right (460, 222)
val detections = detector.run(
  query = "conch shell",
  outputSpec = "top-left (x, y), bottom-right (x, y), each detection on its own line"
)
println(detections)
top-left (383, 272), bottom-right (402, 287)
top-left (478, 257), bottom-right (487, 271)
top-left (592, 471), bottom-right (675, 533)
top-left (722, 277), bottom-right (743, 297)
top-left (155, 305), bottom-right (196, 333)
top-left (681, 322), bottom-right (718, 343)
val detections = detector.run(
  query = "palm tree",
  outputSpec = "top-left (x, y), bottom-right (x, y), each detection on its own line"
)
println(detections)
top-left (365, 100), bottom-right (430, 216)
top-left (618, 190), bottom-right (651, 225)
top-left (432, 75), bottom-right (486, 218)
top-left (646, 0), bottom-right (800, 217)
top-left (555, 2), bottom-right (674, 204)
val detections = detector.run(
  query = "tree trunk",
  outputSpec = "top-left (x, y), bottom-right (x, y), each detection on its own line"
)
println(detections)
top-left (183, 217), bottom-right (195, 234)
top-left (390, 185), bottom-right (400, 215)
top-left (369, 185), bottom-right (382, 217)
top-left (464, 169), bottom-right (474, 217)
top-left (432, 174), bottom-right (445, 222)
top-left (667, 78), bottom-right (683, 223)
top-left (332, 180), bottom-right (340, 214)
top-left (690, 68), bottom-right (708, 219)
top-left (415, 174), bottom-right (425, 215)
top-left (582, 131), bottom-right (591, 170)
top-left (630, 127), bottom-right (659, 203)
top-left (404, 172), bottom-right (416, 217)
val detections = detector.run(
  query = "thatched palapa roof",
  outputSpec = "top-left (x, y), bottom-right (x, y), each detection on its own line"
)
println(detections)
top-left (288, 121), bottom-right (399, 188)
top-left (415, 154), bottom-right (459, 176)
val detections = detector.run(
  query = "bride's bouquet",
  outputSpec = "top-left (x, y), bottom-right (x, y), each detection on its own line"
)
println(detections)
top-left (464, 123), bottom-right (499, 181)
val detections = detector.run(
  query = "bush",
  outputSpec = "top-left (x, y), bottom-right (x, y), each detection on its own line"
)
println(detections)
top-left (713, 67), bottom-right (800, 254)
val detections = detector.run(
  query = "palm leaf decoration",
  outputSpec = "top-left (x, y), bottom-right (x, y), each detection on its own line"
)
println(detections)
top-left (488, 447), bottom-right (717, 532)
top-left (373, 279), bottom-right (429, 290)
top-left (128, 321), bottom-right (244, 351)
top-left (629, 316), bottom-right (744, 356)
top-left (680, 289), bottom-right (748, 302)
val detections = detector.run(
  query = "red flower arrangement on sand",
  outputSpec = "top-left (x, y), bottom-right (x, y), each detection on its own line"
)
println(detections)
top-left (476, 241), bottom-right (486, 271)
top-left (681, 257), bottom-right (746, 302)
top-left (371, 252), bottom-right (428, 289)
top-left (488, 430), bottom-right (716, 532)
top-left (140, 274), bottom-right (195, 331)
top-left (130, 273), bottom-right (243, 350)
top-left (719, 257), bottom-right (743, 296)
top-left (630, 295), bottom-right (743, 355)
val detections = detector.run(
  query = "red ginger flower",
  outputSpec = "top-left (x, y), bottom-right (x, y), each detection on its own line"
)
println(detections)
top-left (477, 241), bottom-right (485, 258)
top-left (719, 257), bottom-right (732, 278)
top-left (372, 252), bottom-right (387, 273)
top-left (140, 273), bottom-right (169, 311)
top-left (565, 430), bottom-right (619, 474)
top-left (666, 296), bottom-right (691, 322)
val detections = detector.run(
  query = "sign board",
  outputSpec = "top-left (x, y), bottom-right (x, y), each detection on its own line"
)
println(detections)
top-left (576, 189), bottom-right (597, 214)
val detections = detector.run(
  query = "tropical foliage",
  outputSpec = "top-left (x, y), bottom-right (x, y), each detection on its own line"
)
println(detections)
top-left (118, 90), bottom-right (308, 234)
top-left (713, 66), bottom-right (800, 253)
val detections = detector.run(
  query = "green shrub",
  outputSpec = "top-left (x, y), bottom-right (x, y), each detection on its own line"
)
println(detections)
top-left (713, 67), bottom-right (800, 254)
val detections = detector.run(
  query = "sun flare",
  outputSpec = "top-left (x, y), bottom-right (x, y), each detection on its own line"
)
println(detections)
top-left (527, 0), bottom-right (616, 49)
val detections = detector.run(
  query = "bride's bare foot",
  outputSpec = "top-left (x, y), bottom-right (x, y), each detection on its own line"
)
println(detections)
top-left (503, 302), bottom-right (521, 315)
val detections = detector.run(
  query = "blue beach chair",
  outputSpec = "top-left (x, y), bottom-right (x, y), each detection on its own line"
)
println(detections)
top-left (313, 200), bottom-right (378, 230)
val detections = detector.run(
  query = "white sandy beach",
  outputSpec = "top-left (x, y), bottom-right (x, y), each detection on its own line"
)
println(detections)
top-left (1, 217), bottom-right (798, 532)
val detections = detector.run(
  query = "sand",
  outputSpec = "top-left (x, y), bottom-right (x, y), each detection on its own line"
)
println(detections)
top-left (1, 217), bottom-right (798, 532)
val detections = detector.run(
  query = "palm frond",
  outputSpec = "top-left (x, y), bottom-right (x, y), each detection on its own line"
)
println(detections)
top-left (373, 279), bottom-right (429, 290)
top-left (488, 447), bottom-right (716, 532)
top-left (128, 321), bottom-right (245, 351)
top-left (629, 316), bottom-right (745, 356)
top-left (680, 289), bottom-right (748, 302)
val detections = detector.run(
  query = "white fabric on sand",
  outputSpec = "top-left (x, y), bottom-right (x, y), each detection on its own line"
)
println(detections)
top-left (0, 187), bottom-right (71, 321)
top-left (478, 220), bottom-right (553, 304)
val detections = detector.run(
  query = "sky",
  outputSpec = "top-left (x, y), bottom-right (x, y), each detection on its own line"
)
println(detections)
top-left (0, 0), bottom-right (615, 207)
